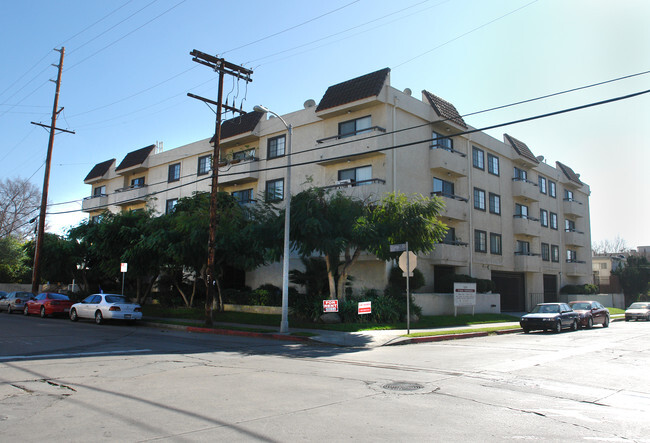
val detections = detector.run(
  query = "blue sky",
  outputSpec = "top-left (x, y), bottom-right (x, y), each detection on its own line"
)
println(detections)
top-left (1, 0), bottom-right (648, 249)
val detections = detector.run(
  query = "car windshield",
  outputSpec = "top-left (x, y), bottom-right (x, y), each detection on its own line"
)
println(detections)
top-left (531, 304), bottom-right (560, 314)
top-left (570, 302), bottom-right (591, 310)
top-left (49, 293), bottom-right (69, 300)
top-left (105, 295), bottom-right (127, 304)
top-left (629, 303), bottom-right (649, 309)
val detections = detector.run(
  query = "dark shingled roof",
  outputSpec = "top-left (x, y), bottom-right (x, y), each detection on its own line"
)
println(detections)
top-left (504, 134), bottom-right (539, 164)
top-left (84, 159), bottom-right (115, 181)
top-left (556, 161), bottom-right (583, 185)
top-left (316, 68), bottom-right (390, 112)
top-left (422, 90), bottom-right (467, 128)
top-left (211, 111), bottom-right (264, 143)
top-left (115, 145), bottom-right (155, 171)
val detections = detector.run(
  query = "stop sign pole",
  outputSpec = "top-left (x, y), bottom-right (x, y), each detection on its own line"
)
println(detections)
top-left (396, 242), bottom-right (417, 334)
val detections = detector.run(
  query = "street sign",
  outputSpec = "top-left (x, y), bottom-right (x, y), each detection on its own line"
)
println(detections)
top-left (358, 301), bottom-right (371, 315)
top-left (323, 299), bottom-right (339, 313)
top-left (390, 243), bottom-right (407, 252)
top-left (399, 251), bottom-right (417, 276)
top-left (120, 263), bottom-right (128, 273)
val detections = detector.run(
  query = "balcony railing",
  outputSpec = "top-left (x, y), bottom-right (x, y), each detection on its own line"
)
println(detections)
top-left (514, 252), bottom-right (541, 272)
top-left (512, 178), bottom-right (539, 201)
top-left (430, 191), bottom-right (469, 202)
top-left (430, 241), bottom-right (469, 265)
top-left (219, 158), bottom-right (260, 185)
top-left (82, 194), bottom-right (109, 212)
top-left (430, 146), bottom-right (467, 176)
top-left (322, 178), bottom-right (386, 190)
top-left (431, 192), bottom-right (469, 221)
top-left (563, 197), bottom-right (585, 217)
top-left (316, 126), bottom-right (386, 144)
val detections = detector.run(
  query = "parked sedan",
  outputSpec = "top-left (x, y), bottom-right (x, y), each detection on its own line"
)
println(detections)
top-left (624, 302), bottom-right (650, 321)
top-left (520, 302), bottom-right (579, 333)
top-left (69, 294), bottom-right (143, 324)
top-left (0, 291), bottom-right (35, 314)
top-left (568, 301), bottom-right (610, 328)
top-left (24, 292), bottom-right (74, 318)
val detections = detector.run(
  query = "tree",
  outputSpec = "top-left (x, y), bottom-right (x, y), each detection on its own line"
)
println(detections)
top-left (592, 236), bottom-right (631, 255)
top-left (0, 177), bottom-right (41, 239)
top-left (23, 233), bottom-right (78, 285)
top-left (0, 236), bottom-right (29, 282)
top-left (612, 255), bottom-right (650, 305)
top-left (289, 189), bottom-right (447, 301)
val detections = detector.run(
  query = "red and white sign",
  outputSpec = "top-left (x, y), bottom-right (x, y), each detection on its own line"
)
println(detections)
top-left (120, 262), bottom-right (128, 273)
top-left (323, 299), bottom-right (339, 313)
top-left (358, 301), bottom-right (372, 315)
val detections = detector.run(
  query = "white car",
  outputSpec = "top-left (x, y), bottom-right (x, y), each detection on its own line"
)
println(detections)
top-left (70, 293), bottom-right (143, 324)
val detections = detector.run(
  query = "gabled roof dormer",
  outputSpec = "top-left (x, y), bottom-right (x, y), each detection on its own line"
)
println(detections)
top-left (315, 68), bottom-right (390, 117)
top-left (423, 90), bottom-right (467, 131)
top-left (84, 159), bottom-right (115, 184)
top-left (504, 134), bottom-right (539, 168)
top-left (115, 144), bottom-right (155, 175)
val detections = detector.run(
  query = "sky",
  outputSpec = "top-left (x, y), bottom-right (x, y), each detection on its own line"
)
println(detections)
top-left (1, 0), bottom-right (648, 249)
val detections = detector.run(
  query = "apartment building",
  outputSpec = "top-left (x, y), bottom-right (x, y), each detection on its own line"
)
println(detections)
top-left (82, 68), bottom-right (592, 311)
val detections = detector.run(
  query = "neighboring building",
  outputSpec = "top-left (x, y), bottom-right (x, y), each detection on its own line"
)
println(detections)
top-left (592, 254), bottom-right (625, 293)
top-left (82, 68), bottom-right (593, 311)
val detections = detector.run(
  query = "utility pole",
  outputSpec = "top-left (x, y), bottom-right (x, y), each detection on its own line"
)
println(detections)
top-left (188, 49), bottom-right (252, 326)
top-left (30, 47), bottom-right (75, 295)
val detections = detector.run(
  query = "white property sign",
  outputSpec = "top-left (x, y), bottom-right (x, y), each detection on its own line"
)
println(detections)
top-left (453, 282), bottom-right (477, 316)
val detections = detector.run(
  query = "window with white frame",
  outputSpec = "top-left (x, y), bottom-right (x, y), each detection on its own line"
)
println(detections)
top-left (197, 155), bottom-right (211, 175)
top-left (475, 230), bottom-right (487, 253)
top-left (473, 188), bottom-right (486, 210)
top-left (168, 163), bottom-right (180, 182)
top-left (490, 233), bottom-right (502, 255)
top-left (339, 115), bottom-right (371, 138)
top-left (265, 179), bottom-right (284, 202)
top-left (338, 165), bottom-right (372, 185)
top-left (472, 146), bottom-right (484, 170)
top-left (487, 153), bottom-right (499, 175)
top-left (267, 135), bottom-right (286, 159)
top-left (550, 212), bottom-right (558, 230)
top-left (540, 209), bottom-right (549, 227)
top-left (538, 176), bottom-right (547, 194)
top-left (489, 193), bottom-right (500, 215)
top-left (599, 262), bottom-right (608, 270)
top-left (432, 131), bottom-right (453, 150)
top-left (433, 178), bottom-right (455, 197)
top-left (165, 198), bottom-right (178, 214)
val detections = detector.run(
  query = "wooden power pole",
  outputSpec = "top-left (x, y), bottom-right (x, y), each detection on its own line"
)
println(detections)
top-left (30, 47), bottom-right (75, 294)
top-left (188, 50), bottom-right (252, 325)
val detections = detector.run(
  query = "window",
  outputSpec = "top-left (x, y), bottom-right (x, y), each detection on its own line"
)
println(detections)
top-left (515, 203), bottom-right (529, 218)
top-left (565, 219), bottom-right (576, 232)
top-left (567, 249), bottom-right (577, 262)
top-left (131, 177), bottom-right (145, 188)
top-left (538, 176), bottom-right (547, 194)
top-left (441, 227), bottom-right (456, 245)
top-left (473, 188), bottom-right (486, 210)
top-left (91, 215), bottom-right (102, 223)
top-left (489, 193), bottom-right (501, 215)
top-left (233, 148), bottom-right (255, 161)
top-left (472, 146), bottom-right (484, 170)
top-left (564, 189), bottom-right (574, 201)
top-left (516, 240), bottom-right (530, 255)
top-left (339, 115), bottom-right (371, 138)
top-left (550, 212), bottom-right (558, 230)
top-left (549, 180), bottom-right (556, 198)
top-left (168, 163), bottom-right (180, 182)
top-left (540, 209), bottom-right (549, 227)
top-left (474, 230), bottom-right (487, 253)
top-left (165, 198), bottom-right (177, 214)
top-left (551, 245), bottom-right (560, 262)
top-left (513, 167), bottom-right (527, 181)
top-left (487, 153), bottom-right (499, 175)
top-left (232, 189), bottom-right (253, 204)
top-left (541, 243), bottom-right (550, 261)
top-left (267, 135), bottom-right (286, 159)
top-left (265, 179), bottom-right (284, 202)
top-left (197, 155), bottom-right (211, 175)
top-left (490, 233), bottom-right (502, 255)
top-left (599, 262), bottom-right (608, 270)
top-left (433, 178), bottom-right (455, 197)
top-left (93, 186), bottom-right (106, 196)
top-left (338, 165), bottom-right (372, 185)
top-left (432, 131), bottom-right (453, 150)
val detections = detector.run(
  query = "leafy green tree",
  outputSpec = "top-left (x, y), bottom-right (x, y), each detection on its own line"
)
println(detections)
top-left (613, 255), bottom-right (650, 304)
top-left (0, 236), bottom-right (29, 282)
top-left (23, 233), bottom-right (78, 285)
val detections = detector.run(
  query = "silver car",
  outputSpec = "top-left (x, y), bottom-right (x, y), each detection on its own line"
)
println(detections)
top-left (0, 291), bottom-right (35, 314)
top-left (625, 302), bottom-right (650, 321)
top-left (69, 293), bottom-right (143, 324)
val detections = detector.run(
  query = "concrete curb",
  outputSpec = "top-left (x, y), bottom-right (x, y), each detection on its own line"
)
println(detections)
top-left (144, 321), bottom-right (312, 344)
top-left (387, 328), bottom-right (523, 346)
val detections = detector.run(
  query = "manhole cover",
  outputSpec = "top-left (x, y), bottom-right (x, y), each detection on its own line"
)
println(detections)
top-left (381, 381), bottom-right (424, 392)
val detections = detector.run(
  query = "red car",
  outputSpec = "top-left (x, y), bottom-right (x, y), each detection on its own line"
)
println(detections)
top-left (24, 292), bottom-right (74, 318)
top-left (568, 300), bottom-right (610, 329)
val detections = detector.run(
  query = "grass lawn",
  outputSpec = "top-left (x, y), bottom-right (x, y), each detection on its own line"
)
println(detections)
top-left (608, 307), bottom-right (625, 315)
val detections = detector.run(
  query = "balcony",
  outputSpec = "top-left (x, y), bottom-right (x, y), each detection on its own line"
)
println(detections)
top-left (564, 229), bottom-right (585, 247)
top-left (218, 159), bottom-right (260, 185)
top-left (322, 178), bottom-right (386, 200)
top-left (563, 198), bottom-right (585, 217)
top-left (513, 215), bottom-right (541, 237)
top-left (429, 147), bottom-right (467, 177)
top-left (565, 260), bottom-right (588, 277)
top-left (82, 194), bottom-right (109, 212)
top-left (430, 241), bottom-right (469, 266)
top-left (514, 252), bottom-right (541, 272)
top-left (316, 128), bottom-right (387, 165)
top-left (431, 192), bottom-right (469, 221)
top-left (114, 184), bottom-right (149, 207)
top-left (512, 178), bottom-right (539, 202)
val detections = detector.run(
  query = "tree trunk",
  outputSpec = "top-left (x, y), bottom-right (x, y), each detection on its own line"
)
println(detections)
top-left (336, 247), bottom-right (361, 302)
top-left (140, 273), bottom-right (158, 305)
top-left (325, 253), bottom-right (337, 300)
top-left (172, 279), bottom-right (190, 307)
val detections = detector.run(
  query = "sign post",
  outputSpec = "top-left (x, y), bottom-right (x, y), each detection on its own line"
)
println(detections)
top-left (397, 242), bottom-right (417, 334)
top-left (453, 282), bottom-right (477, 317)
top-left (120, 262), bottom-right (128, 295)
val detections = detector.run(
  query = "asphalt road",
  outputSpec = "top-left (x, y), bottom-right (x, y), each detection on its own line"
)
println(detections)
top-left (1, 313), bottom-right (650, 442)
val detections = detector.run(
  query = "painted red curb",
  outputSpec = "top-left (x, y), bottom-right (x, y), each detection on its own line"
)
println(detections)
top-left (186, 326), bottom-right (311, 342)
top-left (407, 331), bottom-right (489, 344)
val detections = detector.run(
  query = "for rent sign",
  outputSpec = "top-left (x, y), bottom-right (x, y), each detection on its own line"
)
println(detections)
top-left (454, 283), bottom-right (477, 316)
top-left (323, 299), bottom-right (339, 313)
top-left (358, 301), bottom-right (372, 315)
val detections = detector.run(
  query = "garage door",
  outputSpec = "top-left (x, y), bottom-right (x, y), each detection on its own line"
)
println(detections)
top-left (491, 271), bottom-right (525, 311)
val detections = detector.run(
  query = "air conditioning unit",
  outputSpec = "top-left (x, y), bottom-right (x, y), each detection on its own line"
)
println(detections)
top-left (336, 179), bottom-right (353, 187)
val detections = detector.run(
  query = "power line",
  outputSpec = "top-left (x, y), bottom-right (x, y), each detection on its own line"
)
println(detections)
top-left (46, 87), bottom-right (650, 217)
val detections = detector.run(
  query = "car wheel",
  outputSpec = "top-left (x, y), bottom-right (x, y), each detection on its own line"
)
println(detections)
top-left (554, 320), bottom-right (562, 333)
top-left (95, 310), bottom-right (103, 325)
top-left (522, 328), bottom-right (530, 334)
top-left (24, 306), bottom-right (29, 316)
top-left (571, 319), bottom-right (578, 331)
top-left (40, 307), bottom-right (47, 318)
top-left (7, 305), bottom-right (12, 315)
top-left (587, 317), bottom-right (593, 329)
top-left (603, 316), bottom-right (609, 328)
top-left (70, 308), bottom-right (78, 322)
top-left (625, 317), bottom-right (629, 322)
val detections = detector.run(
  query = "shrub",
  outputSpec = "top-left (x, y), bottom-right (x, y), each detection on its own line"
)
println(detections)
top-left (560, 284), bottom-right (598, 295)
top-left (437, 273), bottom-right (495, 293)
top-left (387, 266), bottom-right (425, 294)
